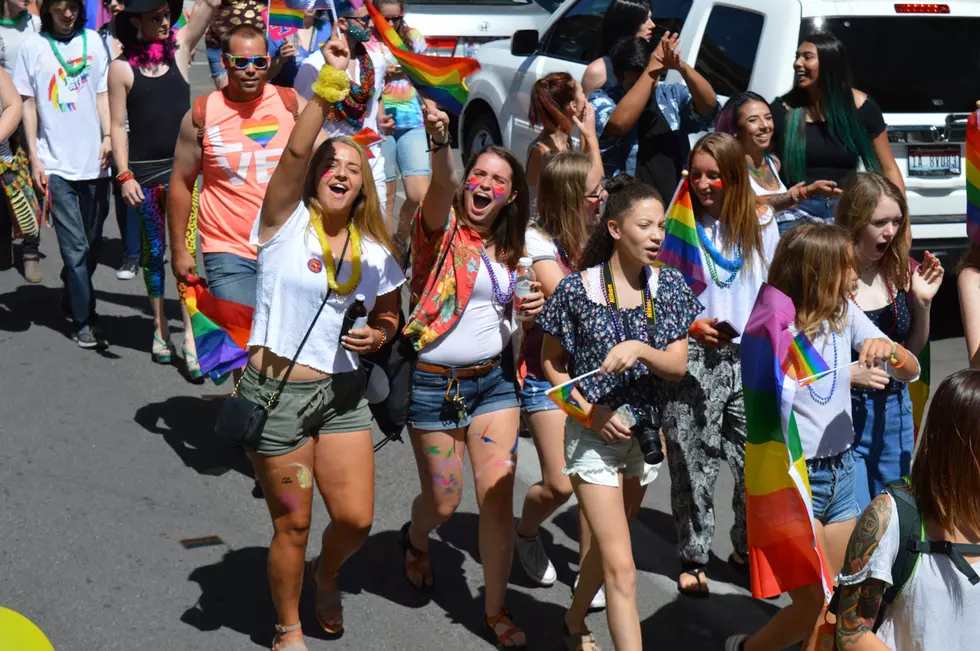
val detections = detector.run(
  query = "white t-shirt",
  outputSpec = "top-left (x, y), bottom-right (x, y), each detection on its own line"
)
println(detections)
top-left (695, 207), bottom-right (778, 342)
top-left (418, 256), bottom-right (518, 366)
top-left (0, 12), bottom-right (40, 76)
top-left (525, 227), bottom-right (558, 262)
top-left (13, 30), bottom-right (110, 180)
top-left (247, 201), bottom-right (406, 374)
top-left (791, 302), bottom-right (917, 459)
top-left (837, 493), bottom-right (980, 651)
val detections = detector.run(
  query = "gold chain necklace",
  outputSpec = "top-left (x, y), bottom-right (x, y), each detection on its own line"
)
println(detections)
top-left (311, 212), bottom-right (361, 295)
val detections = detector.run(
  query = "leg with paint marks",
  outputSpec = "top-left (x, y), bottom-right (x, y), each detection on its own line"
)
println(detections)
top-left (137, 185), bottom-right (172, 362)
top-left (404, 425), bottom-right (466, 588)
top-left (310, 427), bottom-right (375, 633)
top-left (249, 440), bottom-right (317, 650)
top-left (466, 408), bottom-right (525, 648)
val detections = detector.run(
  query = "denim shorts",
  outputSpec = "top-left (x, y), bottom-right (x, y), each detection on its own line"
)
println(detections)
top-left (520, 375), bottom-right (560, 414)
top-left (408, 359), bottom-right (521, 431)
top-left (203, 252), bottom-right (257, 308)
top-left (381, 126), bottom-right (431, 182)
top-left (806, 447), bottom-right (860, 525)
top-left (206, 47), bottom-right (226, 81)
top-left (563, 415), bottom-right (660, 488)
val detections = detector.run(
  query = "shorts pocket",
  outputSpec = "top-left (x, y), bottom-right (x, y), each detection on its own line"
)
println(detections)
top-left (412, 369), bottom-right (448, 390)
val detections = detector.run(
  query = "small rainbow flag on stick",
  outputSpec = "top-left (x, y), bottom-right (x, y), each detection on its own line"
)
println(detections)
top-left (784, 332), bottom-right (831, 387)
top-left (546, 369), bottom-right (602, 426)
top-left (741, 283), bottom-right (832, 600)
top-left (654, 175), bottom-right (706, 296)
top-left (365, 0), bottom-right (479, 115)
top-left (967, 108), bottom-right (980, 246)
top-left (185, 282), bottom-right (254, 383)
top-left (268, 0), bottom-right (303, 38)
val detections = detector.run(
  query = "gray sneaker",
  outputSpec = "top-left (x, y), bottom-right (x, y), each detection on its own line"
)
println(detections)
top-left (116, 259), bottom-right (138, 280)
top-left (72, 326), bottom-right (107, 349)
top-left (514, 524), bottom-right (557, 587)
top-left (725, 634), bottom-right (749, 651)
top-left (574, 573), bottom-right (607, 611)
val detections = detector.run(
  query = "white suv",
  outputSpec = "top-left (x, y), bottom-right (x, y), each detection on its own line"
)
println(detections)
top-left (461, 0), bottom-right (975, 335)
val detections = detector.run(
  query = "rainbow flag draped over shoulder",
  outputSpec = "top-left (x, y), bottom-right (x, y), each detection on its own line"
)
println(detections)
top-left (185, 283), bottom-right (254, 384)
top-left (654, 177), bottom-right (706, 296)
top-left (547, 383), bottom-right (591, 426)
top-left (741, 284), bottom-right (832, 600)
top-left (365, 0), bottom-right (479, 115)
top-left (967, 110), bottom-right (980, 246)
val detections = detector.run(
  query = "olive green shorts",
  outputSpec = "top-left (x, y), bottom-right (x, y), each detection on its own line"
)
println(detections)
top-left (239, 364), bottom-right (372, 456)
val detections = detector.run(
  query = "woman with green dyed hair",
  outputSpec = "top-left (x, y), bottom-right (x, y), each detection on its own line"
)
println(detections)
top-left (770, 31), bottom-right (903, 236)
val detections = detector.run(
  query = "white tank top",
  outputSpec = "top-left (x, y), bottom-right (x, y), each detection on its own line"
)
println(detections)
top-left (749, 157), bottom-right (787, 197)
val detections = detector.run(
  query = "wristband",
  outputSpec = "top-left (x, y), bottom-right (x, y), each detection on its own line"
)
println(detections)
top-left (800, 184), bottom-right (810, 200)
top-left (312, 64), bottom-right (351, 104)
top-left (115, 170), bottom-right (134, 185)
top-left (426, 138), bottom-right (450, 153)
top-left (889, 344), bottom-right (908, 369)
top-left (369, 325), bottom-right (387, 352)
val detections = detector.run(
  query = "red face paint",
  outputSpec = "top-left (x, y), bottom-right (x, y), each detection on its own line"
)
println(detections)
top-left (466, 174), bottom-right (482, 194)
top-left (321, 169), bottom-right (334, 180)
top-left (708, 178), bottom-right (725, 191)
top-left (491, 182), bottom-right (507, 202)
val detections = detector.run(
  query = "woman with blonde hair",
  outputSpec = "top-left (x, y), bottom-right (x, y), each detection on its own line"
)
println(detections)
top-left (835, 172), bottom-right (943, 511)
top-left (663, 132), bottom-right (779, 596)
top-left (958, 243), bottom-right (980, 369)
top-left (514, 151), bottom-right (606, 597)
top-left (242, 30), bottom-right (405, 651)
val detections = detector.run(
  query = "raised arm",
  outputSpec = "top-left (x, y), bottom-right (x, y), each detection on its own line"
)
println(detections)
top-left (176, 0), bottom-right (221, 78)
top-left (168, 109), bottom-right (202, 284)
top-left (959, 266), bottom-right (980, 369)
top-left (108, 60), bottom-right (142, 206)
top-left (677, 58), bottom-right (716, 117)
top-left (418, 98), bottom-right (456, 235)
top-left (0, 69), bottom-right (21, 142)
top-left (604, 34), bottom-right (672, 137)
top-left (906, 251), bottom-right (943, 356)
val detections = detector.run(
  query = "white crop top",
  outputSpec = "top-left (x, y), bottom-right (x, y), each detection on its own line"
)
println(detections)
top-left (247, 201), bottom-right (406, 374)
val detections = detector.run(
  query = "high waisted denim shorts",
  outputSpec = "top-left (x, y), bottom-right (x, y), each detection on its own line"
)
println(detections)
top-left (806, 447), bottom-right (860, 525)
top-left (520, 375), bottom-right (560, 414)
top-left (408, 359), bottom-right (520, 431)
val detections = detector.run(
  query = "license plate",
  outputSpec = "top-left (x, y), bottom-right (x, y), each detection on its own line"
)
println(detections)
top-left (908, 145), bottom-right (961, 178)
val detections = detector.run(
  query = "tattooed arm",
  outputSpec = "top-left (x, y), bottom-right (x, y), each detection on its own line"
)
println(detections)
top-left (836, 494), bottom-right (894, 650)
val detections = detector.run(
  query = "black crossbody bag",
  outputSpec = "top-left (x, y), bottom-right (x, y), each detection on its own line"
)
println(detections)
top-left (214, 231), bottom-right (351, 449)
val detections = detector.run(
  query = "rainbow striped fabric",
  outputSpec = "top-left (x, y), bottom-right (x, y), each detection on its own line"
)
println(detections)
top-left (547, 383), bottom-right (592, 426)
top-left (268, 0), bottom-right (303, 37)
top-left (968, 110), bottom-right (980, 246)
top-left (784, 332), bottom-right (831, 386)
top-left (185, 283), bottom-right (253, 383)
top-left (741, 284), bottom-right (832, 600)
top-left (365, 0), bottom-right (479, 116)
top-left (654, 177), bottom-right (706, 296)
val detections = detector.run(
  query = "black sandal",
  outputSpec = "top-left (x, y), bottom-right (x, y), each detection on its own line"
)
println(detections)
top-left (399, 522), bottom-right (434, 590)
top-left (728, 552), bottom-right (750, 578)
top-left (677, 562), bottom-right (709, 598)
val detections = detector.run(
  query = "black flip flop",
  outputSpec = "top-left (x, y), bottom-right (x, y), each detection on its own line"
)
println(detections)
top-left (677, 565), bottom-right (709, 598)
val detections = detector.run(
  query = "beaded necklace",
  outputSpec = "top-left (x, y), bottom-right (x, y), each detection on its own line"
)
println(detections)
top-left (310, 216), bottom-right (361, 296)
top-left (323, 52), bottom-right (376, 129)
top-left (849, 278), bottom-right (898, 336)
top-left (807, 331), bottom-right (838, 405)
top-left (45, 31), bottom-right (88, 77)
top-left (479, 248), bottom-right (516, 305)
top-left (600, 262), bottom-right (655, 344)
top-left (697, 221), bottom-right (743, 289)
top-left (553, 238), bottom-right (573, 273)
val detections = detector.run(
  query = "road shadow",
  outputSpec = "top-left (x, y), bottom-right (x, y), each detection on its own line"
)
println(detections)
top-left (642, 592), bottom-right (782, 649)
top-left (134, 396), bottom-right (254, 479)
top-left (0, 283), bottom-right (70, 336)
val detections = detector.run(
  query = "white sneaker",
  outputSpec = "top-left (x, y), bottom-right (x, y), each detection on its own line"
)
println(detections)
top-left (725, 634), bottom-right (749, 650)
top-left (116, 259), bottom-right (138, 280)
top-left (514, 526), bottom-right (557, 587)
top-left (574, 573), bottom-right (607, 611)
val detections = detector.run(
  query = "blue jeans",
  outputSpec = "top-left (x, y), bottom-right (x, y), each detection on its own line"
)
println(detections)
top-left (408, 359), bottom-right (521, 431)
top-left (112, 167), bottom-right (140, 261)
top-left (777, 197), bottom-right (841, 236)
top-left (206, 47), bottom-right (226, 83)
top-left (851, 386), bottom-right (915, 511)
top-left (806, 448), bottom-right (860, 525)
top-left (381, 126), bottom-right (431, 182)
top-left (520, 375), bottom-right (559, 414)
top-left (202, 252), bottom-right (257, 308)
top-left (48, 175), bottom-right (110, 328)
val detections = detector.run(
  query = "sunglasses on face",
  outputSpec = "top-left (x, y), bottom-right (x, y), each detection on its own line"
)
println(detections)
top-left (385, 14), bottom-right (404, 24)
top-left (347, 15), bottom-right (372, 26)
top-left (224, 54), bottom-right (270, 70)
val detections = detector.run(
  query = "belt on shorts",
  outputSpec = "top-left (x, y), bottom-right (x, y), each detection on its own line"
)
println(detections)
top-left (415, 356), bottom-right (500, 379)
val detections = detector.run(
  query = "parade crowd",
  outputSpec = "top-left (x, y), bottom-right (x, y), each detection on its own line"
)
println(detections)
top-left (1, 0), bottom-right (978, 649)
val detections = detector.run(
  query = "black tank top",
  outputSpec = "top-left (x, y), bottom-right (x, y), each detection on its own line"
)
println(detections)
top-left (851, 288), bottom-right (912, 397)
top-left (126, 62), bottom-right (189, 181)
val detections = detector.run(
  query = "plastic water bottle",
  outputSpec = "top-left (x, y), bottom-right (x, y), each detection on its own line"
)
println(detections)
top-left (514, 257), bottom-right (535, 322)
top-left (339, 294), bottom-right (368, 340)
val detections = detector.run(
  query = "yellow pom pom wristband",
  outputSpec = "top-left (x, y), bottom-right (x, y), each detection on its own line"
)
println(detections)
top-left (312, 65), bottom-right (351, 104)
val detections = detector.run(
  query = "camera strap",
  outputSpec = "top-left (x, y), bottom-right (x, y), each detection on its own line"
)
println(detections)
top-left (600, 262), bottom-right (657, 343)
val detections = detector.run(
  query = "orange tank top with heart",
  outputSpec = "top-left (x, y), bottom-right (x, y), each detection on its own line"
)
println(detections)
top-left (198, 84), bottom-right (296, 261)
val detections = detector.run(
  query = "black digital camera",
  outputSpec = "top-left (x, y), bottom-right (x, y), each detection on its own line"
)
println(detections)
top-left (628, 404), bottom-right (664, 465)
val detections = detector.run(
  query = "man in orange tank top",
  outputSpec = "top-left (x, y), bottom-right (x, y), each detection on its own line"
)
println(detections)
top-left (167, 24), bottom-right (309, 309)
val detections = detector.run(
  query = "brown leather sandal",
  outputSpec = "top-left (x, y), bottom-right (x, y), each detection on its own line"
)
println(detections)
top-left (271, 622), bottom-right (308, 651)
top-left (485, 609), bottom-right (526, 650)
top-left (399, 521), bottom-right (433, 589)
top-left (306, 558), bottom-right (343, 634)
top-left (562, 623), bottom-right (602, 651)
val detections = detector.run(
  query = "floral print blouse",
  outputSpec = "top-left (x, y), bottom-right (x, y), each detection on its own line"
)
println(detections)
top-left (538, 265), bottom-right (702, 411)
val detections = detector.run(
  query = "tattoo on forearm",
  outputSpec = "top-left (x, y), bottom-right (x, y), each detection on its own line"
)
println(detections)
top-left (845, 495), bottom-right (892, 575)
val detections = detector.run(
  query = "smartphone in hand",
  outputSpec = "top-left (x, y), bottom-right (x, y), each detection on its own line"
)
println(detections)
top-left (713, 320), bottom-right (741, 340)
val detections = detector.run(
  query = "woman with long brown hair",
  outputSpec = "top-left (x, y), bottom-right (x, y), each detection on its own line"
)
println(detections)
top-left (398, 101), bottom-right (545, 649)
top-left (243, 30), bottom-right (404, 651)
top-left (835, 173), bottom-right (943, 511)
top-left (526, 72), bottom-right (602, 192)
top-left (662, 132), bottom-right (778, 596)
top-left (958, 243), bottom-right (980, 369)
top-left (514, 151), bottom-right (605, 597)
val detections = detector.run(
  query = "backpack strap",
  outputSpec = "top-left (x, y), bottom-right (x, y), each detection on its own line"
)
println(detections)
top-left (275, 86), bottom-right (300, 122)
top-left (909, 539), bottom-right (980, 585)
top-left (192, 95), bottom-right (209, 145)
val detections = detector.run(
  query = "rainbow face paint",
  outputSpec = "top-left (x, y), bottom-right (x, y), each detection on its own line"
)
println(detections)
top-left (491, 182), bottom-right (507, 202)
top-left (466, 174), bottom-right (482, 194)
top-left (467, 174), bottom-right (509, 202)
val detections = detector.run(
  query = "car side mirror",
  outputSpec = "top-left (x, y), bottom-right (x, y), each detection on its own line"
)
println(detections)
top-left (511, 30), bottom-right (539, 57)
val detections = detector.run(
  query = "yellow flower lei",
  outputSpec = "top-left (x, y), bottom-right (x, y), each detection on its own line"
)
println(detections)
top-left (311, 212), bottom-right (361, 295)
top-left (312, 64), bottom-right (351, 104)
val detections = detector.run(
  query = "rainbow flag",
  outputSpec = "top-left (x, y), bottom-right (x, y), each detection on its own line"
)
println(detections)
top-left (784, 332), bottom-right (831, 387)
top-left (351, 127), bottom-right (382, 158)
top-left (547, 383), bottom-right (591, 426)
top-left (174, 8), bottom-right (190, 29)
top-left (967, 110), bottom-right (980, 246)
top-left (268, 0), bottom-right (302, 38)
top-left (365, 0), bottom-right (479, 116)
top-left (185, 282), bottom-right (254, 383)
top-left (654, 177), bottom-right (706, 296)
top-left (741, 284), bottom-right (832, 600)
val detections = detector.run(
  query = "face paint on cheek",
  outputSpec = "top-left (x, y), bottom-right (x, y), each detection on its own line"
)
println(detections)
top-left (491, 182), bottom-right (507, 202)
top-left (709, 178), bottom-right (725, 191)
top-left (322, 170), bottom-right (334, 181)
top-left (466, 175), bottom-right (481, 194)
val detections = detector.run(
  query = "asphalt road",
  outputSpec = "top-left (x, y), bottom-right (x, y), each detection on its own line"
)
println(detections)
top-left (0, 43), bottom-right (973, 651)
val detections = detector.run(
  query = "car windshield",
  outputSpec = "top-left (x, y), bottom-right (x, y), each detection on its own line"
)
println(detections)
top-left (802, 17), bottom-right (980, 113)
